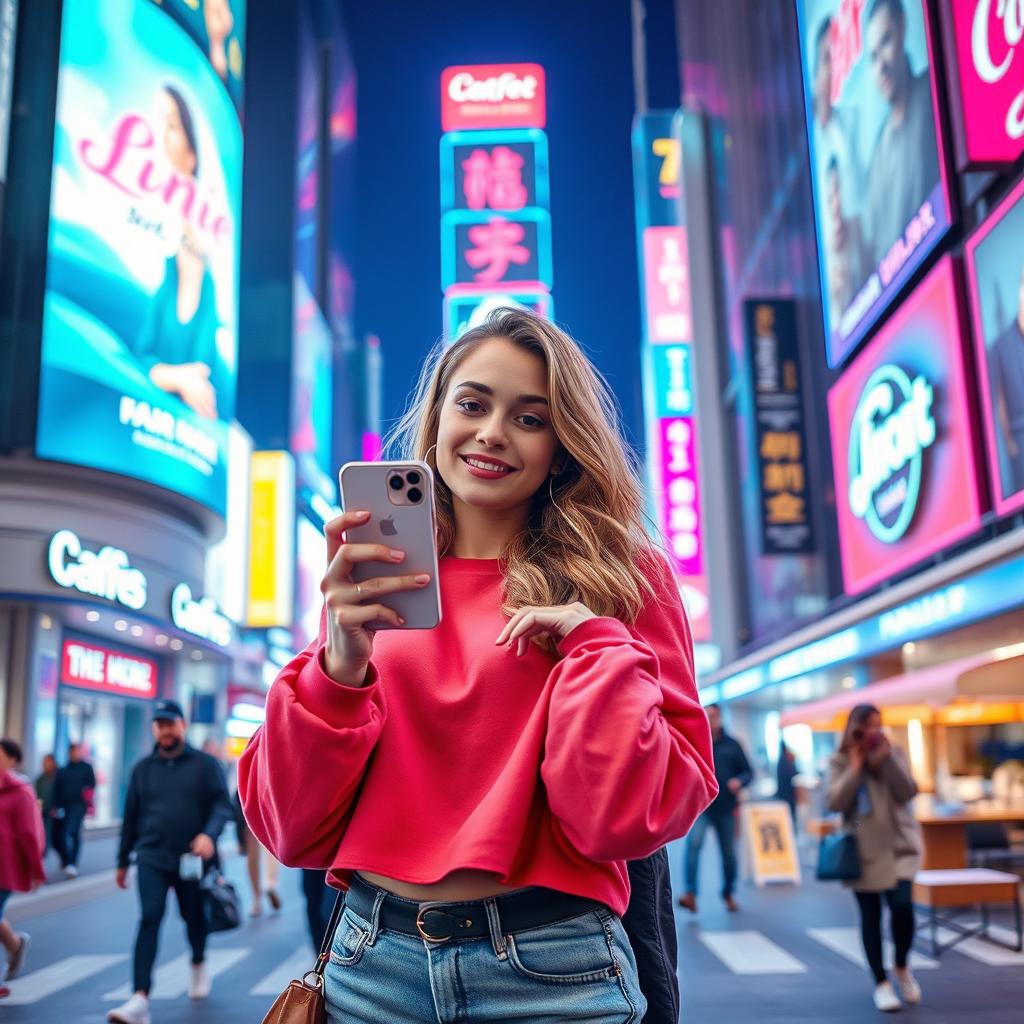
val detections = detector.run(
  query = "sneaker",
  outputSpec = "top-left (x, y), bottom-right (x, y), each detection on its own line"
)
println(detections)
top-left (5, 933), bottom-right (30, 980)
top-left (267, 888), bottom-right (282, 911)
top-left (873, 981), bottom-right (901, 1013)
top-left (189, 962), bottom-right (211, 999)
top-left (64, 865), bottom-right (79, 879)
top-left (723, 895), bottom-right (740, 913)
top-left (677, 892), bottom-right (698, 913)
top-left (894, 969), bottom-right (921, 1005)
top-left (107, 992), bottom-right (150, 1024)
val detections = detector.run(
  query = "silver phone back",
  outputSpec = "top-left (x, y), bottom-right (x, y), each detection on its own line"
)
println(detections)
top-left (338, 461), bottom-right (442, 630)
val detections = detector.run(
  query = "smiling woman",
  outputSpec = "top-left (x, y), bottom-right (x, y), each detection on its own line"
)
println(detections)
top-left (239, 307), bottom-right (717, 1024)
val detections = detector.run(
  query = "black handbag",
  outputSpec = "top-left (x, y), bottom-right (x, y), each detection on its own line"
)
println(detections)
top-left (200, 868), bottom-right (243, 932)
top-left (816, 829), bottom-right (861, 881)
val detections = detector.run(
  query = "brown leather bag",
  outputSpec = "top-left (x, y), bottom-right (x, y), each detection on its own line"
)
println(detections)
top-left (260, 891), bottom-right (345, 1024)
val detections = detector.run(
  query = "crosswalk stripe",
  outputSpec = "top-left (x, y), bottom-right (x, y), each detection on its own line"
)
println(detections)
top-left (931, 923), bottom-right (1024, 966)
top-left (699, 930), bottom-right (808, 974)
top-left (806, 927), bottom-right (938, 970)
top-left (249, 948), bottom-right (316, 996)
top-left (3, 954), bottom-right (127, 1005)
top-left (103, 948), bottom-right (249, 1000)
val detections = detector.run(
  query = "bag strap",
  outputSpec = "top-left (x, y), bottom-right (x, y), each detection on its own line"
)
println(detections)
top-left (312, 889), bottom-right (346, 980)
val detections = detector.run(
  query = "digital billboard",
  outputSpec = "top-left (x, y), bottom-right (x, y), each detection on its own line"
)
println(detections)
top-left (939, 0), bottom-right (1024, 169)
top-left (966, 175), bottom-right (1024, 516)
top-left (796, 0), bottom-right (952, 366)
top-left (36, 0), bottom-right (243, 515)
top-left (828, 257), bottom-right (983, 595)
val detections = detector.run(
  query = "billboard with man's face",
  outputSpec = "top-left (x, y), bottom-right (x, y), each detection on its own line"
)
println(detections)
top-left (966, 175), bottom-right (1024, 517)
top-left (35, 0), bottom-right (243, 515)
top-left (796, 0), bottom-right (952, 367)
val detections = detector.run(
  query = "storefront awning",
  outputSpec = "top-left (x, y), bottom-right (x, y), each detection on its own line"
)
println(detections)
top-left (780, 646), bottom-right (1024, 731)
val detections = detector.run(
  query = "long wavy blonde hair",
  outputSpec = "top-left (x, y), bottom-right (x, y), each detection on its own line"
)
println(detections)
top-left (386, 308), bottom-right (658, 649)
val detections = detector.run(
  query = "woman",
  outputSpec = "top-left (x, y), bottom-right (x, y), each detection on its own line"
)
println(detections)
top-left (827, 705), bottom-right (922, 1013)
top-left (240, 309), bottom-right (718, 1022)
top-left (133, 86), bottom-right (224, 421)
top-left (0, 740), bottom-right (46, 987)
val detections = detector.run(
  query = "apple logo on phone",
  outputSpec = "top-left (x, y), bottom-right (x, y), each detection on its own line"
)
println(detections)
top-left (380, 517), bottom-right (398, 536)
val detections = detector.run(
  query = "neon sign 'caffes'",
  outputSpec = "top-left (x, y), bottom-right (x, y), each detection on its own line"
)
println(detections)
top-left (47, 530), bottom-right (148, 610)
top-left (171, 583), bottom-right (232, 648)
top-left (848, 365), bottom-right (936, 542)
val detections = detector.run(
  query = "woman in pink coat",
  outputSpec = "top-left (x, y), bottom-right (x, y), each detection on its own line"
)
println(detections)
top-left (0, 738), bottom-right (46, 989)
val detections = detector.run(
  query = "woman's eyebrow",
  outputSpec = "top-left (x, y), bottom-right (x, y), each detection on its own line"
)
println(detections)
top-left (456, 380), bottom-right (549, 406)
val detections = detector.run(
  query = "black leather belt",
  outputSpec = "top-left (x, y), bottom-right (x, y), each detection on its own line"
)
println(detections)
top-left (346, 873), bottom-right (604, 944)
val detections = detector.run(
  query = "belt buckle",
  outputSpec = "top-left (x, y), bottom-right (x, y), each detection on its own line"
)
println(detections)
top-left (415, 903), bottom-right (465, 945)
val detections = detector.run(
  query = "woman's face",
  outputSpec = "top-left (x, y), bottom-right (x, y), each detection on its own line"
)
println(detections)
top-left (435, 337), bottom-right (560, 518)
top-left (161, 93), bottom-right (196, 177)
top-left (854, 712), bottom-right (883, 746)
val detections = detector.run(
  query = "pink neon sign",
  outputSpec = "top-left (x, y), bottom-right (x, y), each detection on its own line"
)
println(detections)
top-left (643, 226), bottom-right (693, 344)
top-left (441, 64), bottom-right (546, 132)
top-left (658, 416), bottom-right (710, 641)
top-left (941, 0), bottom-right (1024, 168)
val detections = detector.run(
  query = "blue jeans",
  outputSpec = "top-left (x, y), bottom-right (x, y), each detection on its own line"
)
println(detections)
top-left (325, 889), bottom-right (647, 1023)
top-left (683, 809), bottom-right (737, 899)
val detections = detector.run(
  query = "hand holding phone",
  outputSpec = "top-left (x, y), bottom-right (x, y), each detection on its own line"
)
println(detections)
top-left (323, 463), bottom-right (440, 686)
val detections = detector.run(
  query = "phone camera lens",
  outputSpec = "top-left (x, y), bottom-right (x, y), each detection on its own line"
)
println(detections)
top-left (407, 487), bottom-right (423, 503)
top-left (389, 475), bottom-right (405, 490)
top-left (406, 470), bottom-right (421, 486)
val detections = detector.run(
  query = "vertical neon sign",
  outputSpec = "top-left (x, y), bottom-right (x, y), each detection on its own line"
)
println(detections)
top-left (632, 112), bottom-right (710, 643)
top-left (440, 65), bottom-right (553, 339)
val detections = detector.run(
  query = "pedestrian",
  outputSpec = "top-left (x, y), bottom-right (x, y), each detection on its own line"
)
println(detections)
top-left (34, 754), bottom-right (58, 858)
top-left (239, 308), bottom-right (718, 1024)
top-left (827, 703), bottom-right (922, 1014)
top-left (776, 742), bottom-right (799, 822)
top-left (678, 703), bottom-right (752, 914)
top-left (52, 741), bottom-right (96, 878)
top-left (233, 789), bottom-right (282, 916)
top-left (0, 739), bottom-right (46, 985)
top-left (107, 700), bottom-right (233, 1024)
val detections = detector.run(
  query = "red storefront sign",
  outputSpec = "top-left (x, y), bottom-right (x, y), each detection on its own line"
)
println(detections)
top-left (61, 639), bottom-right (158, 700)
top-left (441, 64), bottom-right (546, 131)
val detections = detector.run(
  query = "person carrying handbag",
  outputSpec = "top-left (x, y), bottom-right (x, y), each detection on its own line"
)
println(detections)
top-left (827, 703), bottom-right (922, 1014)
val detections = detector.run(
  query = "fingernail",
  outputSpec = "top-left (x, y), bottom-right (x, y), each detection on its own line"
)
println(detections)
top-left (397, 616), bottom-right (406, 625)
top-left (414, 574), bottom-right (431, 585)
top-left (390, 549), bottom-right (405, 561)
top-left (356, 510), bottom-right (370, 520)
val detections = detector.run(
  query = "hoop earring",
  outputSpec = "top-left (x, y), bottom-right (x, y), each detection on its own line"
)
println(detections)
top-left (424, 444), bottom-right (437, 464)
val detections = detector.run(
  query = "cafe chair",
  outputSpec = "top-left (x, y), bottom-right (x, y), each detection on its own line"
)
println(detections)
top-left (966, 822), bottom-right (1024, 873)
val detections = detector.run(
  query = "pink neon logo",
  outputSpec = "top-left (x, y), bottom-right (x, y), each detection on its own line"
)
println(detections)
top-left (441, 64), bottom-right (546, 131)
top-left (949, 0), bottom-right (1024, 165)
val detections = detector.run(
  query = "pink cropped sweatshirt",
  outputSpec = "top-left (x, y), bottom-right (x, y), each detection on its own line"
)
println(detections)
top-left (239, 554), bottom-right (717, 916)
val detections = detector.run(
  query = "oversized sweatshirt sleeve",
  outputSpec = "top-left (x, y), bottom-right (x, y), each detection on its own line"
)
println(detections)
top-left (238, 608), bottom-right (386, 868)
top-left (826, 755), bottom-right (862, 814)
top-left (880, 748), bottom-right (918, 805)
top-left (540, 554), bottom-right (718, 863)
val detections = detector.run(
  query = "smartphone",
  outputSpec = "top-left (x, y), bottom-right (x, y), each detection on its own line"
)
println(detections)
top-left (338, 460), bottom-right (442, 630)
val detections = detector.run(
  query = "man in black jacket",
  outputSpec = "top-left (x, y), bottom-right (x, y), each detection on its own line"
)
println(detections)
top-left (107, 701), bottom-right (232, 1024)
top-left (678, 704), bottom-right (752, 914)
top-left (52, 742), bottom-right (96, 878)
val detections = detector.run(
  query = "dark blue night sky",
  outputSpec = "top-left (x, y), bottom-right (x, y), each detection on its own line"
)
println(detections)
top-left (344, 0), bottom-right (650, 448)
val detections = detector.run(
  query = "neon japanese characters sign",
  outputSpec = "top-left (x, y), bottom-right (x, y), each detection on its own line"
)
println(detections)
top-left (795, 0), bottom-right (952, 366)
top-left (940, 0), bottom-right (1024, 168)
top-left (828, 257), bottom-right (983, 595)
top-left (441, 64), bottom-right (546, 132)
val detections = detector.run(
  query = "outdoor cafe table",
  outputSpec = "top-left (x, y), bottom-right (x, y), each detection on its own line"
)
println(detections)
top-left (915, 799), bottom-right (1024, 870)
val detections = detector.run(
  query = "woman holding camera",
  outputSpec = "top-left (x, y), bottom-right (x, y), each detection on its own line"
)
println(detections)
top-left (827, 704), bottom-right (922, 1013)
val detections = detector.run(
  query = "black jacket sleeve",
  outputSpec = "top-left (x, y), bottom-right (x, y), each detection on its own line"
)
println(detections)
top-left (118, 763), bottom-right (142, 869)
top-left (200, 757), bottom-right (234, 842)
top-left (85, 762), bottom-right (97, 790)
top-left (732, 739), bottom-right (753, 789)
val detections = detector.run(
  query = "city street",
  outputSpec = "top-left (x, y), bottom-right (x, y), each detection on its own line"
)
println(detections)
top-left (5, 834), bottom-right (1023, 1022)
